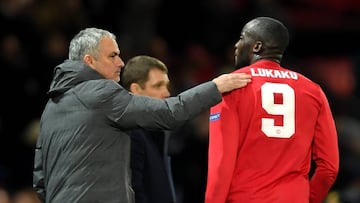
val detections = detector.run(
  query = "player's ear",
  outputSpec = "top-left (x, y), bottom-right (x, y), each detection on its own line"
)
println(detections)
top-left (253, 41), bottom-right (262, 53)
top-left (129, 83), bottom-right (142, 94)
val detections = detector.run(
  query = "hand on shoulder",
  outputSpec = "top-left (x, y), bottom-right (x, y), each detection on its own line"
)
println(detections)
top-left (212, 73), bottom-right (251, 93)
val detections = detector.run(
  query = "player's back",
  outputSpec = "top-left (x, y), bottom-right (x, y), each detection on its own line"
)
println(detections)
top-left (229, 60), bottom-right (324, 202)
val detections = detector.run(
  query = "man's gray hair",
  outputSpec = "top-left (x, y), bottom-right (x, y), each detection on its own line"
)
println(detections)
top-left (68, 28), bottom-right (116, 60)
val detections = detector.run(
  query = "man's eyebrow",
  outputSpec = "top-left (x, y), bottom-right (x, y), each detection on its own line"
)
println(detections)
top-left (110, 51), bottom-right (120, 56)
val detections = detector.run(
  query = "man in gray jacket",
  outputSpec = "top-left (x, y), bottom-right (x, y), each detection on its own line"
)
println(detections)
top-left (33, 27), bottom-right (251, 203)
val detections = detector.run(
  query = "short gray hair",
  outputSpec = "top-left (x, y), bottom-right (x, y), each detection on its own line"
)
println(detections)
top-left (68, 28), bottom-right (116, 60)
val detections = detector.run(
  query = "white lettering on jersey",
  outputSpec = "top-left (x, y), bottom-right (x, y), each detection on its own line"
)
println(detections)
top-left (250, 68), bottom-right (298, 80)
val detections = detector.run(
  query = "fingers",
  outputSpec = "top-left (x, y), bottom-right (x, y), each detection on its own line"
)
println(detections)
top-left (233, 73), bottom-right (252, 88)
top-left (236, 72), bottom-right (252, 80)
top-left (212, 73), bottom-right (252, 93)
top-left (231, 73), bottom-right (252, 84)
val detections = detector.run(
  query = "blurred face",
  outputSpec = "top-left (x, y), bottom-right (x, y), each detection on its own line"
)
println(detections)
top-left (85, 37), bottom-right (125, 82)
top-left (234, 30), bottom-right (253, 68)
top-left (136, 68), bottom-right (170, 99)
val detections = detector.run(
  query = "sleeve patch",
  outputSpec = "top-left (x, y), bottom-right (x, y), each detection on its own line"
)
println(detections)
top-left (209, 112), bottom-right (220, 122)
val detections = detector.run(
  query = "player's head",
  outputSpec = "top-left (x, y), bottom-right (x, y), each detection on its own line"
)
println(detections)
top-left (121, 55), bottom-right (170, 99)
top-left (234, 17), bottom-right (289, 68)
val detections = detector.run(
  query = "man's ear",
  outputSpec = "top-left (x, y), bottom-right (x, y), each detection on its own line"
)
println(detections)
top-left (253, 41), bottom-right (262, 53)
top-left (129, 83), bottom-right (142, 94)
top-left (83, 54), bottom-right (94, 67)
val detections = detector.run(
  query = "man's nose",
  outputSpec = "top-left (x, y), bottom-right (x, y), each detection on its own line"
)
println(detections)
top-left (163, 88), bottom-right (170, 98)
top-left (116, 56), bottom-right (125, 67)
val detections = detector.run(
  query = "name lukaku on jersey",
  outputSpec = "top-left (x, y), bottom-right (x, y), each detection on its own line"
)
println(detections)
top-left (250, 68), bottom-right (298, 80)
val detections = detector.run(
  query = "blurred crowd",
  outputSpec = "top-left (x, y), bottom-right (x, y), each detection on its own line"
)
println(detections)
top-left (0, 0), bottom-right (359, 202)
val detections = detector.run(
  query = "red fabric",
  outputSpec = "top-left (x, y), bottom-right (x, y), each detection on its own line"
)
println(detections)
top-left (205, 60), bottom-right (339, 203)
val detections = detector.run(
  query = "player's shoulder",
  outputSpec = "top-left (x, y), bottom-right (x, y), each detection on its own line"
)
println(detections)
top-left (294, 70), bottom-right (320, 88)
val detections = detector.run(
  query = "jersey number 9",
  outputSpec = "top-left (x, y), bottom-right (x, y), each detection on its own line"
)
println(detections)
top-left (261, 82), bottom-right (295, 138)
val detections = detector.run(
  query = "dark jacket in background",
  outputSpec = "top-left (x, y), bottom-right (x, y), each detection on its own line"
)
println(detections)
top-left (33, 60), bottom-right (221, 203)
top-left (130, 129), bottom-right (176, 203)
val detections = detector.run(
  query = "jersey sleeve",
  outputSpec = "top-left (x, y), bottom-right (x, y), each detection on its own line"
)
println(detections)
top-left (205, 92), bottom-right (240, 203)
top-left (310, 88), bottom-right (339, 203)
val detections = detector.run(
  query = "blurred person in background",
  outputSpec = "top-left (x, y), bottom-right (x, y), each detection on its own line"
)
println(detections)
top-left (120, 55), bottom-right (176, 203)
top-left (205, 17), bottom-right (339, 203)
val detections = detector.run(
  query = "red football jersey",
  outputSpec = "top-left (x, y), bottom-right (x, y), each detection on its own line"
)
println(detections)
top-left (205, 60), bottom-right (339, 203)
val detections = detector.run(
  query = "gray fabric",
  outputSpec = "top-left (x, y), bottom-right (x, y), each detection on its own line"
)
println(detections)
top-left (33, 60), bottom-right (221, 203)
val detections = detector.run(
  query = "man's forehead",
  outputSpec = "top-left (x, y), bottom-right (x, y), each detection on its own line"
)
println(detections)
top-left (99, 37), bottom-right (120, 54)
top-left (100, 37), bottom-right (118, 47)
